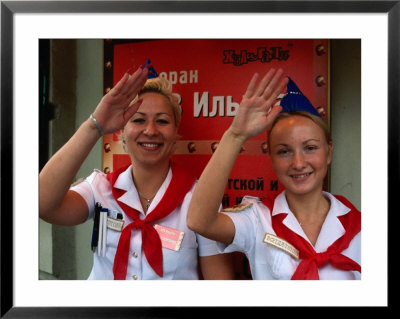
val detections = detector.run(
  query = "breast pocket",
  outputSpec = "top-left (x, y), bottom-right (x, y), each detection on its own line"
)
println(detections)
top-left (102, 227), bottom-right (122, 259)
top-left (255, 242), bottom-right (299, 279)
top-left (161, 231), bottom-right (198, 279)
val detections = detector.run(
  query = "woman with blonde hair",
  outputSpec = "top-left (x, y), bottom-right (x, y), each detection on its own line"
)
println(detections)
top-left (40, 64), bottom-right (234, 280)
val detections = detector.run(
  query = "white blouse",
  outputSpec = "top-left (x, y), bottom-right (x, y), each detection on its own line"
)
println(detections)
top-left (218, 191), bottom-right (361, 280)
top-left (71, 165), bottom-right (221, 280)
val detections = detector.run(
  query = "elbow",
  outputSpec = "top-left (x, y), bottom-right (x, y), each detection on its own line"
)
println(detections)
top-left (39, 199), bottom-right (53, 221)
top-left (39, 202), bottom-right (58, 224)
top-left (186, 206), bottom-right (205, 234)
top-left (186, 210), bottom-right (200, 233)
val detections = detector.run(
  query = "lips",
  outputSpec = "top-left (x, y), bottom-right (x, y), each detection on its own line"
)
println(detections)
top-left (138, 142), bottom-right (163, 151)
top-left (290, 172), bottom-right (313, 180)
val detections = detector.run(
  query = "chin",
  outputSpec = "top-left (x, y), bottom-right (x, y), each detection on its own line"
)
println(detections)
top-left (141, 156), bottom-right (171, 167)
top-left (285, 183), bottom-right (324, 197)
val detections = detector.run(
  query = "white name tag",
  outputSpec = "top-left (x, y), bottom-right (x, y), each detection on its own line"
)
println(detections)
top-left (107, 216), bottom-right (124, 232)
top-left (263, 233), bottom-right (300, 259)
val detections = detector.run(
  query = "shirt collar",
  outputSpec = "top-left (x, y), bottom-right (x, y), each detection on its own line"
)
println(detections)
top-left (113, 165), bottom-right (173, 216)
top-left (271, 191), bottom-right (351, 217)
top-left (272, 190), bottom-right (352, 250)
top-left (114, 165), bottom-right (134, 191)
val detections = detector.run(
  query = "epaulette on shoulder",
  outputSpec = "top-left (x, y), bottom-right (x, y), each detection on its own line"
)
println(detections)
top-left (222, 202), bottom-right (253, 213)
top-left (94, 168), bottom-right (106, 175)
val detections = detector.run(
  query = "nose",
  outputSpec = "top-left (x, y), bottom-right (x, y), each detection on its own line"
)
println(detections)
top-left (292, 151), bottom-right (306, 170)
top-left (143, 121), bottom-right (158, 136)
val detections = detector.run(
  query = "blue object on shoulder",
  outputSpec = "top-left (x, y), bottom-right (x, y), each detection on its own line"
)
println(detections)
top-left (279, 77), bottom-right (321, 117)
top-left (144, 59), bottom-right (159, 79)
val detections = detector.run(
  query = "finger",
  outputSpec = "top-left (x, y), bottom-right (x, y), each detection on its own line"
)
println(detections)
top-left (124, 98), bottom-right (143, 121)
top-left (266, 75), bottom-right (289, 103)
top-left (259, 68), bottom-right (284, 99)
top-left (255, 68), bottom-right (276, 97)
top-left (268, 104), bottom-right (283, 118)
top-left (263, 104), bottom-right (283, 131)
top-left (122, 67), bottom-right (149, 99)
top-left (125, 74), bottom-right (148, 104)
top-left (109, 72), bottom-right (129, 96)
top-left (261, 69), bottom-right (285, 100)
top-left (243, 73), bottom-right (259, 98)
top-left (130, 64), bottom-right (149, 83)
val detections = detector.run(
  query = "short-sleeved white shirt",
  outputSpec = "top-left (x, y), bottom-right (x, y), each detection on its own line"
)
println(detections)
top-left (218, 191), bottom-right (361, 280)
top-left (71, 165), bottom-right (221, 280)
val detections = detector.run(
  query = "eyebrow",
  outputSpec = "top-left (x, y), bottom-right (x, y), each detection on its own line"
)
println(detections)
top-left (135, 112), bottom-right (172, 117)
top-left (303, 138), bottom-right (321, 144)
top-left (274, 139), bottom-right (321, 147)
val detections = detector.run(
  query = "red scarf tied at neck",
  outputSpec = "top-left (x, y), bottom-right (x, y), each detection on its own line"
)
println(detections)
top-left (107, 162), bottom-right (195, 280)
top-left (265, 194), bottom-right (361, 280)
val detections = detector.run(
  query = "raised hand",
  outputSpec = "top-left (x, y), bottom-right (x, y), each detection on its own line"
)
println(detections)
top-left (40, 65), bottom-right (148, 225)
top-left (229, 68), bottom-right (288, 141)
top-left (91, 65), bottom-right (149, 135)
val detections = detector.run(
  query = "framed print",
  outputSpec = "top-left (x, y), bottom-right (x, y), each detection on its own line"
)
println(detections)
top-left (2, 0), bottom-right (397, 317)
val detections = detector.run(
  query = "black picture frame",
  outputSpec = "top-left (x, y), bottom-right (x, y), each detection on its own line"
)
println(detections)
top-left (1, 1), bottom-right (396, 318)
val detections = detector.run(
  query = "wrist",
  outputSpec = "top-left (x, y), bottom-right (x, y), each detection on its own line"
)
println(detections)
top-left (225, 127), bottom-right (248, 148)
top-left (89, 114), bottom-right (105, 136)
top-left (220, 128), bottom-right (247, 155)
top-left (85, 116), bottom-right (103, 139)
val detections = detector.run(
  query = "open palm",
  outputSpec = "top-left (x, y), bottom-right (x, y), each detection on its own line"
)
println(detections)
top-left (91, 66), bottom-right (149, 134)
top-left (230, 69), bottom-right (288, 141)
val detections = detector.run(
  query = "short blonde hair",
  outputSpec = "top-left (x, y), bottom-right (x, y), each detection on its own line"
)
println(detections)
top-left (138, 77), bottom-right (182, 127)
top-left (267, 111), bottom-right (332, 152)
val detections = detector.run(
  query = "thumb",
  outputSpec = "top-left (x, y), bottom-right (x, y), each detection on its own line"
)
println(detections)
top-left (265, 104), bottom-right (282, 126)
top-left (268, 104), bottom-right (282, 117)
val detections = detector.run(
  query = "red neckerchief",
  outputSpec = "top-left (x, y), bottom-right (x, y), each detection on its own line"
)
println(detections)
top-left (107, 161), bottom-right (195, 280)
top-left (264, 193), bottom-right (361, 280)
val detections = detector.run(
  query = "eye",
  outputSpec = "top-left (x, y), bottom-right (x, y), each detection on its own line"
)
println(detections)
top-left (276, 148), bottom-right (290, 156)
top-left (305, 145), bottom-right (318, 152)
top-left (132, 118), bottom-right (145, 124)
top-left (156, 118), bottom-right (170, 125)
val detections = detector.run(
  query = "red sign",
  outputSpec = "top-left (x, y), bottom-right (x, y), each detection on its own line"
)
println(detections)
top-left (103, 39), bottom-right (329, 207)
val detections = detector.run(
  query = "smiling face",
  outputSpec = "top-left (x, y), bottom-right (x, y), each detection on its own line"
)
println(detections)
top-left (122, 92), bottom-right (178, 168)
top-left (268, 114), bottom-right (332, 198)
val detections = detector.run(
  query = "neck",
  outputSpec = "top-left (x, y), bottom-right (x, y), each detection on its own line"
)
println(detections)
top-left (285, 190), bottom-right (330, 223)
top-left (131, 160), bottom-right (170, 199)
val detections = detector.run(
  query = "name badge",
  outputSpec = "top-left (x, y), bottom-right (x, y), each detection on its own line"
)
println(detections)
top-left (154, 224), bottom-right (184, 251)
top-left (107, 216), bottom-right (124, 232)
top-left (263, 233), bottom-right (299, 260)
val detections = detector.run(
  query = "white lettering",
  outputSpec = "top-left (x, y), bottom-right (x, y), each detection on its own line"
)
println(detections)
top-left (179, 71), bottom-right (188, 84)
top-left (209, 96), bottom-right (223, 117)
top-left (193, 93), bottom-right (240, 118)
top-left (194, 92), bottom-right (209, 117)
top-left (189, 70), bottom-right (198, 83)
top-left (159, 70), bottom-right (198, 84)
top-left (169, 71), bottom-right (177, 84)
top-left (226, 96), bottom-right (239, 116)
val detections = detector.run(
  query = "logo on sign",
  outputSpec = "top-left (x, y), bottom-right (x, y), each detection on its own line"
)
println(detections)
top-left (223, 46), bottom-right (290, 66)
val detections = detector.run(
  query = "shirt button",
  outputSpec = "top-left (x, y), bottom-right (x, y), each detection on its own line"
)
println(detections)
top-left (132, 252), bottom-right (138, 258)
top-left (132, 275), bottom-right (138, 280)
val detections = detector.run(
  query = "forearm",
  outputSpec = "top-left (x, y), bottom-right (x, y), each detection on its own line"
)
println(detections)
top-left (187, 128), bottom-right (246, 239)
top-left (39, 118), bottom-right (100, 219)
top-left (39, 67), bottom-right (149, 223)
top-left (187, 69), bottom-right (286, 242)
